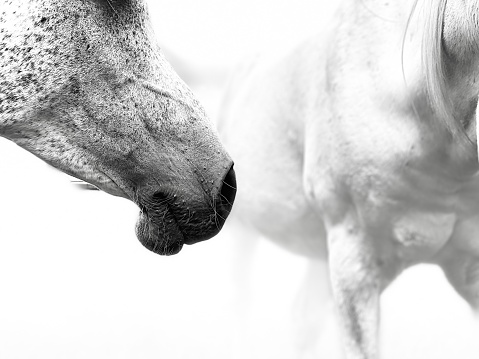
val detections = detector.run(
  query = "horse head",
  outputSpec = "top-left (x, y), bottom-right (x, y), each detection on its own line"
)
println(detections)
top-left (0, 0), bottom-right (236, 255)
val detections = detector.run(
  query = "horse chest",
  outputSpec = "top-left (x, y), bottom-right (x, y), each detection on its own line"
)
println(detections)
top-left (390, 210), bottom-right (456, 265)
top-left (372, 158), bottom-right (479, 266)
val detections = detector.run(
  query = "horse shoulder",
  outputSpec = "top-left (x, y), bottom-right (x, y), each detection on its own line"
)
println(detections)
top-left (302, 3), bottom-right (464, 267)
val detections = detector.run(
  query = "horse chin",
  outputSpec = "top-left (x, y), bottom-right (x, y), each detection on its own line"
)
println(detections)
top-left (67, 168), bottom-right (130, 199)
top-left (135, 210), bottom-right (184, 256)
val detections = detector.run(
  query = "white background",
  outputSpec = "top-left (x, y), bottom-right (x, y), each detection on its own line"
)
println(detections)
top-left (1, 1), bottom-right (478, 358)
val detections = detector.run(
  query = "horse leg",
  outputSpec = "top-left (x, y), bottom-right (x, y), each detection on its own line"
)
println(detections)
top-left (327, 218), bottom-right (382, 359)
top-left (226, 223), bottom-right (261, 359)
top-left (436, 219), bottom-right (479, 312)
top-left (438, 249), bottom-right (479, 312)
top-left (440, 254), bottom-right (479, 312)
top-left (290, 258), bottom-right (333, 358)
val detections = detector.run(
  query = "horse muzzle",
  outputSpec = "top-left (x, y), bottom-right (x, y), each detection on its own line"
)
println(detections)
top-left (135, 165), bottom-right (236, 255)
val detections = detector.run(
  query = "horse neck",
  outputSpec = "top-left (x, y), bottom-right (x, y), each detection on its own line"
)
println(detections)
top-left (348, 0), bottom-right (478, 163)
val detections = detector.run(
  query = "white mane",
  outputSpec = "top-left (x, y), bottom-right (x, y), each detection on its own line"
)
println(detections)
top-left (422, 0), bottom-right (453, 131)
top-left (420, 0), bottom-right (476, 146)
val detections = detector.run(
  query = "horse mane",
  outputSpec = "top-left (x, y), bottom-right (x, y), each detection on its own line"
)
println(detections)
top-left (421, 0), bottom-right (454, 130)
top-left (420, 0), bottom-right (474, 145)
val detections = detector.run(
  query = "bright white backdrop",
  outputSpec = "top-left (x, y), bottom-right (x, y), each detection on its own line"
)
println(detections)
top-left (0, 1), bottom-right (478, 358)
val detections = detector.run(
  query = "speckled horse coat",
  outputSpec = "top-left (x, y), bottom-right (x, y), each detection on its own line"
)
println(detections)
top-left (220, 0), bottom-right (479, 358)
top-left (0, 0), bottom-right (236, 255)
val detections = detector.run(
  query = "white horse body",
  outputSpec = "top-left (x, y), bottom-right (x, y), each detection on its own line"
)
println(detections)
top-left (220, 0), bottom-right (479, 357)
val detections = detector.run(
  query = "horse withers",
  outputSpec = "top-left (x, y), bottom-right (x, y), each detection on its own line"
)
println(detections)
top-left (220, 0), bottom-right (479, 358)
top-left (0, 0), bottom-right (236, 255)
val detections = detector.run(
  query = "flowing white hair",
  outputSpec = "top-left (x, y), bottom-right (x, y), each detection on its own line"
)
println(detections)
top-left (413, 0), bottom-right (479, 148)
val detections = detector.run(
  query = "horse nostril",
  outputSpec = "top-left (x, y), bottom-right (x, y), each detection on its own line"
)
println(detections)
top-left (219, 164), bottom-right (236, 211)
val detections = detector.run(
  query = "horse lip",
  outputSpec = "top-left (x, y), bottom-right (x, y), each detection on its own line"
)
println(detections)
top-left (135, 204), bottom-right (185, 256)
top-left (102, 175), bottom-right (221, 254)
top-left (83, 174), bottom-right (214, 254)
